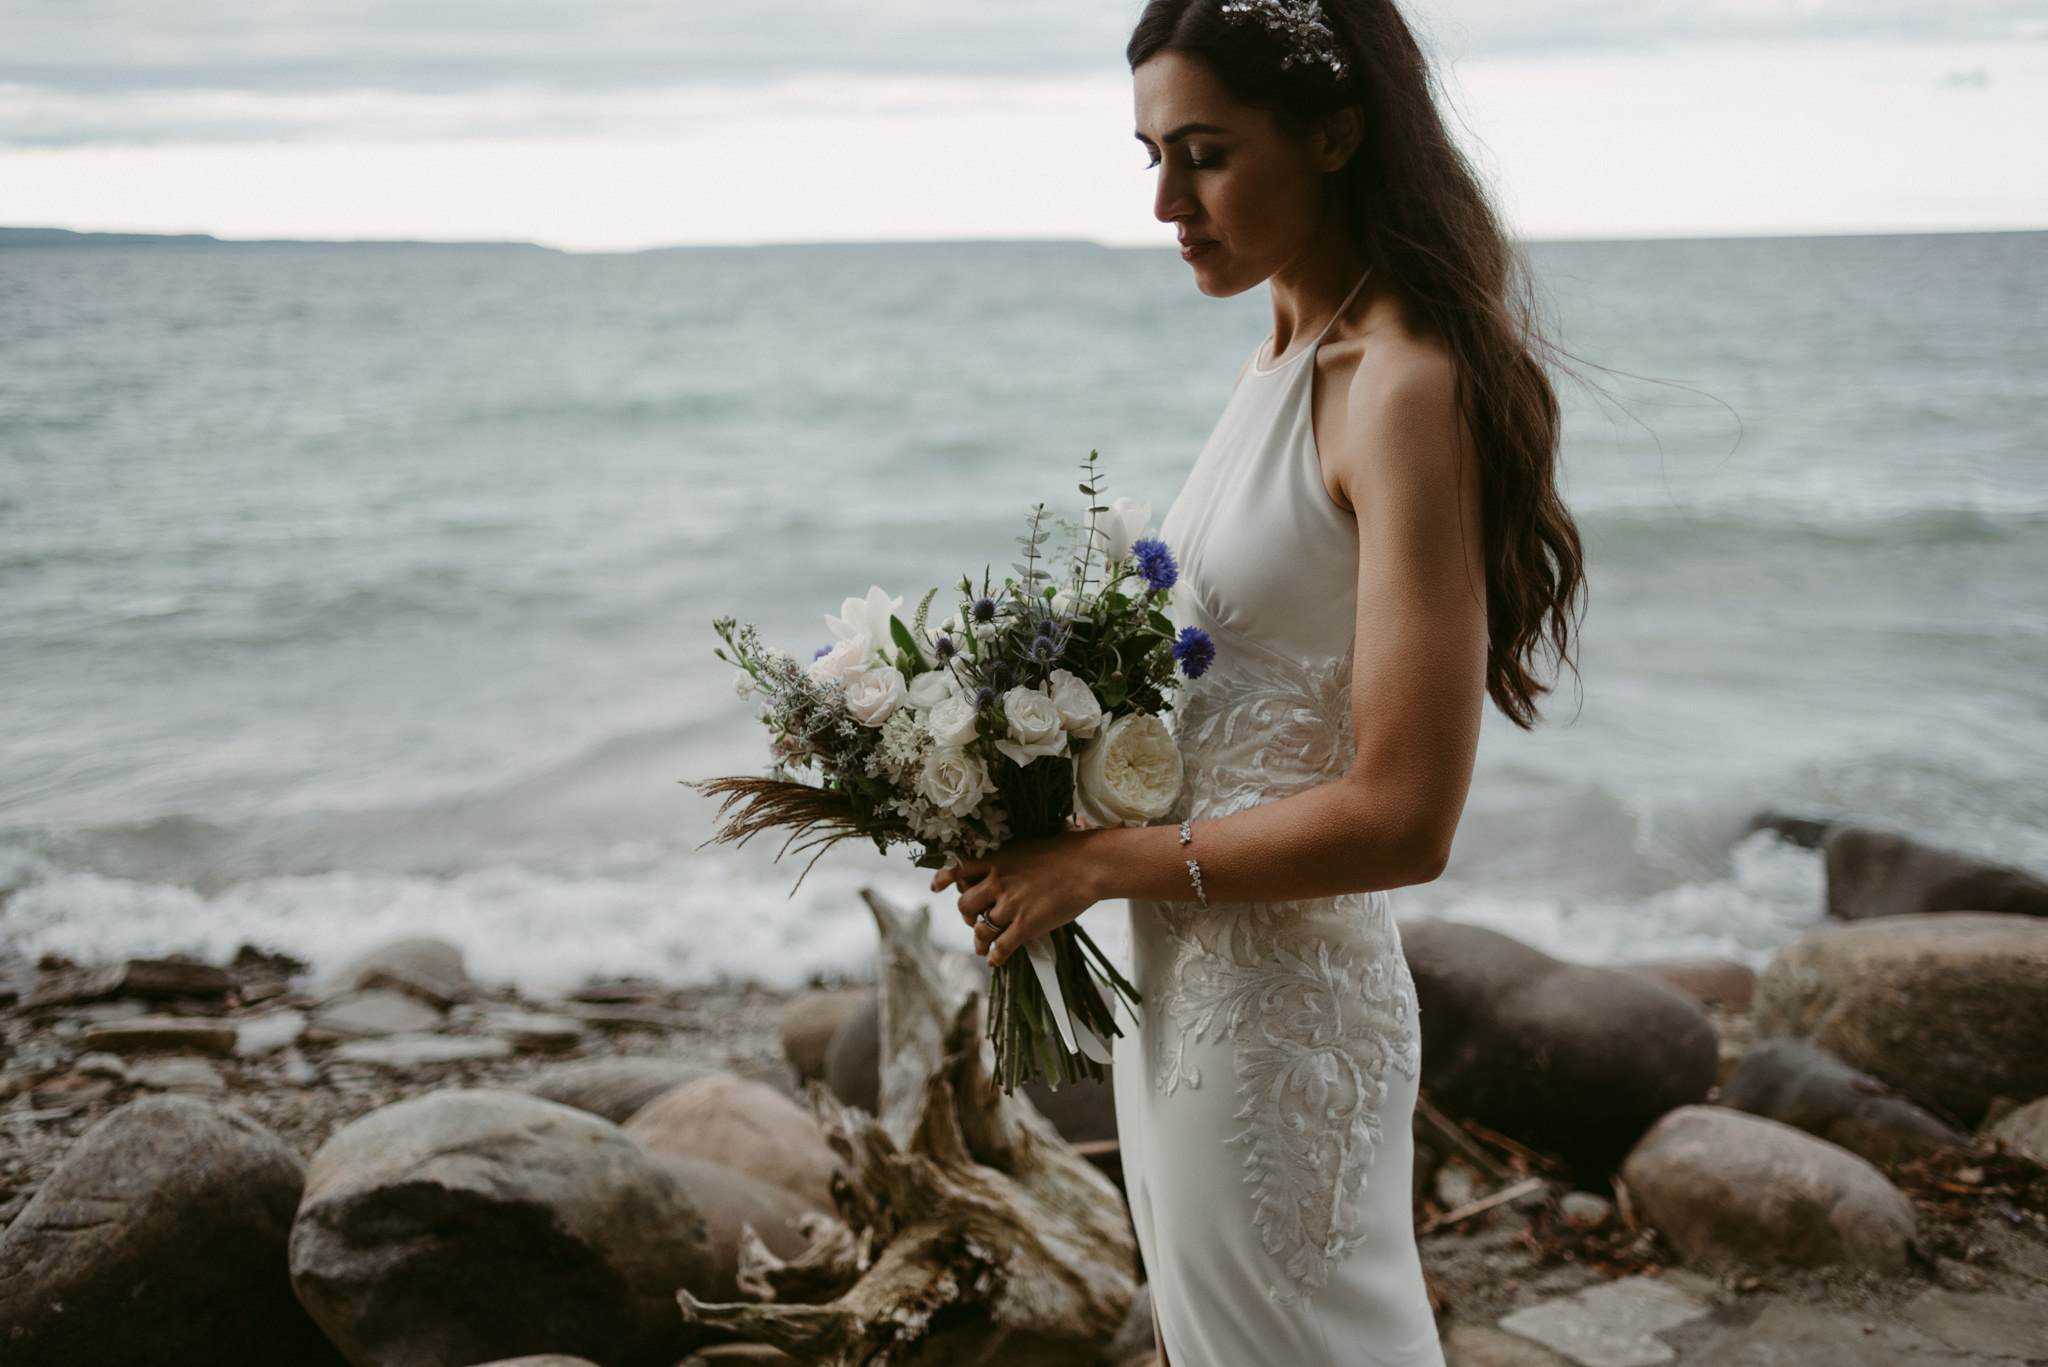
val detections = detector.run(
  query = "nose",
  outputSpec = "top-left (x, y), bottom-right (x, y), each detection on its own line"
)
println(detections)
top-left (1153, 161), bottom-right (1195, 226)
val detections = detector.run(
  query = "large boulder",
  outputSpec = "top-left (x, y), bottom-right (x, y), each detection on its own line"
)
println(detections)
top-left (1823, 826), bottom-right (2048, 921)
top-left (779, 988), bottom-right (869, 1085)
top-left (290, 1089), bottom-right (714, 1367)
top-left (1618, 959), bottom-right (1756, 1012)
top-left (0, 1095), bottom-right (345, 1367)
top-left (623, 1074), bottom-right (842, 1210)
top-left (1753, 912), bottom-right (2048, 1126)
top-left (1400, 922), bottom-right (1719, 1167)
top-left (649, 1154), bottom-right (821, 1303)
top-left (1621, 1105), bottom-right (1915, 1273)
top-left (1719, 1038), bottom-right (1970, 1167)
top-left (523, 1057), bottom-right (711, 1125)
top-left (823, 991), bottom-right (1117, 1145)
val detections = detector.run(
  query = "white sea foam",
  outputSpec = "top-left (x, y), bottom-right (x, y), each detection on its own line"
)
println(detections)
top-left (0, 849), bottom-right (1019, 994)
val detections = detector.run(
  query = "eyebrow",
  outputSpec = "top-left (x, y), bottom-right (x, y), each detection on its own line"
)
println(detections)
top-left (1135, 121), bottom-right (1231, 146)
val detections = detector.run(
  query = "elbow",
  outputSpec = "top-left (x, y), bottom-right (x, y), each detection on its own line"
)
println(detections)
top-left (1384, 816), bottom-right (1455, 889)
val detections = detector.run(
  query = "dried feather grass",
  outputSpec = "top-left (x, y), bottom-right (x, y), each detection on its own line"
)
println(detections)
top-left (689, 775), bottom-right (870, 886)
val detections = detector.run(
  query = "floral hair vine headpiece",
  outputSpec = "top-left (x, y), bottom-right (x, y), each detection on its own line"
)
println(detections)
top-left (1219, 0), bottom-right (1349, 78)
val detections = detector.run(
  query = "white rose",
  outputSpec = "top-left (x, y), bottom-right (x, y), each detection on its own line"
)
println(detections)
top-left (905, 669), bottom-right (959, 712)
top-left (918, 746), bottom-right (995, 817)
top-left (927, 694), bottom-right (980, 748)
top-left (994, 686), bottom-right (1068, 766)
top-left (1073, 713), bottom-right (1182, 827)
top-left (825, 585), bottom-right (903, 647)
top-left (1046, 669), bottom-right (1103, 739)
top-left (809, 634), bottom-right (878, 682)
top-left (1091, 496), bottom-right (1153, 562)
top-left (841, 665), bottom-right (907, 726)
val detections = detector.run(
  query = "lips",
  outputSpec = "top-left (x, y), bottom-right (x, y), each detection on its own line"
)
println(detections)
top-left (1179, 238), bottom-right (1216, 262)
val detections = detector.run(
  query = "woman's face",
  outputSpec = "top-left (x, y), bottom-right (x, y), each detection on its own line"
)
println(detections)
top-left (1133, 51), bottom-right (1353, 297)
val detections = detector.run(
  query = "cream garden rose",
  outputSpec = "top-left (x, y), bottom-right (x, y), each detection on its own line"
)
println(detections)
top-left (927, 694), bottom-right (980, 748)
top-left (842, 665), bottom-right (907, 727)
top-left (918, 746), bottom-right (995, 817)
top-left (1047, 669), bottom-right (1104, 738)
top-left (905, 669), bottom-right (958, 712)
top-left (809, 634), bottom-right (878, 683)
top-left (1074, 712), bottom-right (1182, 827)
top-left (995, 686), bottom-right (1067, 766)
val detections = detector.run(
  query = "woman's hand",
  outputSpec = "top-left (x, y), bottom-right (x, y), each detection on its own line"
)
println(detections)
top-left (932, 830), bottom-right (1100, 968)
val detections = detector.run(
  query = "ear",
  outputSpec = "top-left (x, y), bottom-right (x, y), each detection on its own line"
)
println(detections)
top-left (1313, 107), bottom-right (1364, 173)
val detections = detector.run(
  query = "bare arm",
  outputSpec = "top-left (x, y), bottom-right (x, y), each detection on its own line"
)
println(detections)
top-left (943, 337), bottom-right (1488, 966)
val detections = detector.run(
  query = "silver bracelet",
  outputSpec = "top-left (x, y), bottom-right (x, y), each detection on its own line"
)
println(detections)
top-left (1179, 819), bottom-right (1194, 846)
top-left (1185, 858), bottom-right (1208, 907)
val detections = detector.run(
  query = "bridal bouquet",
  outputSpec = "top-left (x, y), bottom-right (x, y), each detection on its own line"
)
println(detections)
top-left (699, 454), bottom-right (1216, 1090)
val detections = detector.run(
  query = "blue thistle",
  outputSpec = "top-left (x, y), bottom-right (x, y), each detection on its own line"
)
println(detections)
top-left (1173, 626), bottom-right (1215, 679)
top-left (1132, 538), bottom-right (1179, 592)
top-left (933, 635), bottom-right (959, 660)
top-left (813, 645), bottom-right (832, 660)
top-left (1030, 634), bottom-right (1060, 664)
top-left (971, 597), bottom-right (998, 623)
top-left (974, 686), bottom-right (998, 711)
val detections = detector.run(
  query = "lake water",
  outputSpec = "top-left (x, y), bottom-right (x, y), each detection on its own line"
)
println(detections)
top-left (2, 231), bottom-right (2044, 990)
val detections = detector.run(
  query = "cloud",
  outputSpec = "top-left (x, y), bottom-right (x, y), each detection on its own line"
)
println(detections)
top-left (1, 0), bottom-right (2044, 148)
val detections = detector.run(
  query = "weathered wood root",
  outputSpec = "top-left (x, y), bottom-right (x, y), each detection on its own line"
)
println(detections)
top-left (679, 891), bottom-right (1138, 1367)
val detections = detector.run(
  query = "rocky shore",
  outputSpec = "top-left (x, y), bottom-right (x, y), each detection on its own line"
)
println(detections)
top-left (3, 819), bottom-right (2047, 1366)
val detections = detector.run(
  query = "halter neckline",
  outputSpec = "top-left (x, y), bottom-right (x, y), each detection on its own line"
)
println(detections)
top-left (1250, 270), bottom-right (1374, 377)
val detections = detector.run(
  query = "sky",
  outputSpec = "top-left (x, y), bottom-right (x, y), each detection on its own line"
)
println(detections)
top-left (1, 0), bottom-right (2045, 247)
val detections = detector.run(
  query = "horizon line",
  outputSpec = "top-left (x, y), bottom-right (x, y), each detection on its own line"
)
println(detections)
top-left (4, 223), bottom-right (2045, 254)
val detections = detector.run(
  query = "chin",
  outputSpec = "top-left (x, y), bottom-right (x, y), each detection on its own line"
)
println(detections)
top-left (1190, 260), bottom-right (1264, 299)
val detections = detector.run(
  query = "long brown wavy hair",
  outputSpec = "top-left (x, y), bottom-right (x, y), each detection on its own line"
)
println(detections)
top-left (1130, 0), bottom-right (1583, 727)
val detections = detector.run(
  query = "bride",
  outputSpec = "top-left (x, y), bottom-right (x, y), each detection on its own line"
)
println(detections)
top-left (937, 1), bottom-right (1582, 1362)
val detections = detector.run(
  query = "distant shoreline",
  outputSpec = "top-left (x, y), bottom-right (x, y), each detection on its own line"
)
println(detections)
top-left (4, 224), bottom-right (2043, 253)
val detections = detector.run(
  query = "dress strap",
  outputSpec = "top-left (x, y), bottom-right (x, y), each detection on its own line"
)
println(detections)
top-left (1309, 268), bottom-right (1374, 347)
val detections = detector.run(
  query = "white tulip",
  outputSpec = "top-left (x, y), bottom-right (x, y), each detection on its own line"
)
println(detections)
top-left (1074, 713), bottom-right (1182, 827)
top-left (1047, 669), bottom-right (1104, 738)
top-left (994, 686), bottom-right (1068, 767)
top-left (826, 586), bottom-right (903, 647)
top-left (1091, 497), bottom-right (1154, 562)
top-left (927, 694), bottom-right (981, 748)
top-left (905, 669), bottom-right (959, 712)
top-left (842, 666), bottom-right (907, 727)
top-left (918, 746), bottom-right (996, 817)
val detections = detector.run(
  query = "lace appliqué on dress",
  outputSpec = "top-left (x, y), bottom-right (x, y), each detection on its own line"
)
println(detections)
top-left (1150, 648), bottom-right (1423, 1304)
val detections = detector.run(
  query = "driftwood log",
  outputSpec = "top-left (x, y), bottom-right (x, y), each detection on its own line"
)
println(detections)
top-left (678, 890), bottom-right (1139, 1366)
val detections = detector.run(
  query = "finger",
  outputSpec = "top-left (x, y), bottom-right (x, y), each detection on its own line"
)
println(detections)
top-left (986, 913), bottom-right (1031, 969)
top-left (958, 877), bottom-right (999, 921)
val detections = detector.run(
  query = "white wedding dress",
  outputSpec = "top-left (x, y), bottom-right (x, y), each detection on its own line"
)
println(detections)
top-left (1111, 288), bottom-right (1444, 1366)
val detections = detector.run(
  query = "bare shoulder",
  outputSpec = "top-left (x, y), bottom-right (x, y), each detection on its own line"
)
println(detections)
top-left (1315, 299), bottom-right (1468, 513)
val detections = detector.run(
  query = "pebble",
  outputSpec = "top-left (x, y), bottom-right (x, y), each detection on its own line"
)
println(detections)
top-left (79, 1016), bottom-right (238, 1057)
top-left (234, 1007), bottom-right (307, 1057)
top-left (480, 1010), bottom-right (588, 1052)
top-left (329, 1033), bottom-right (514, 1069)
top-left (1559, 1192), bottom-right (1614, 1231)
top-left (308, 989), bottom-right (444, 1041)
top-left (128, 1056), bottom-right (227, 1094)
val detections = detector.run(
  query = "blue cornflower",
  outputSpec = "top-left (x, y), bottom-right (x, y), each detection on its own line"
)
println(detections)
top-left (1173, 626), bottom-right (1215, 679)
top-left (1132, 538), bottom-right (1179, 592)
